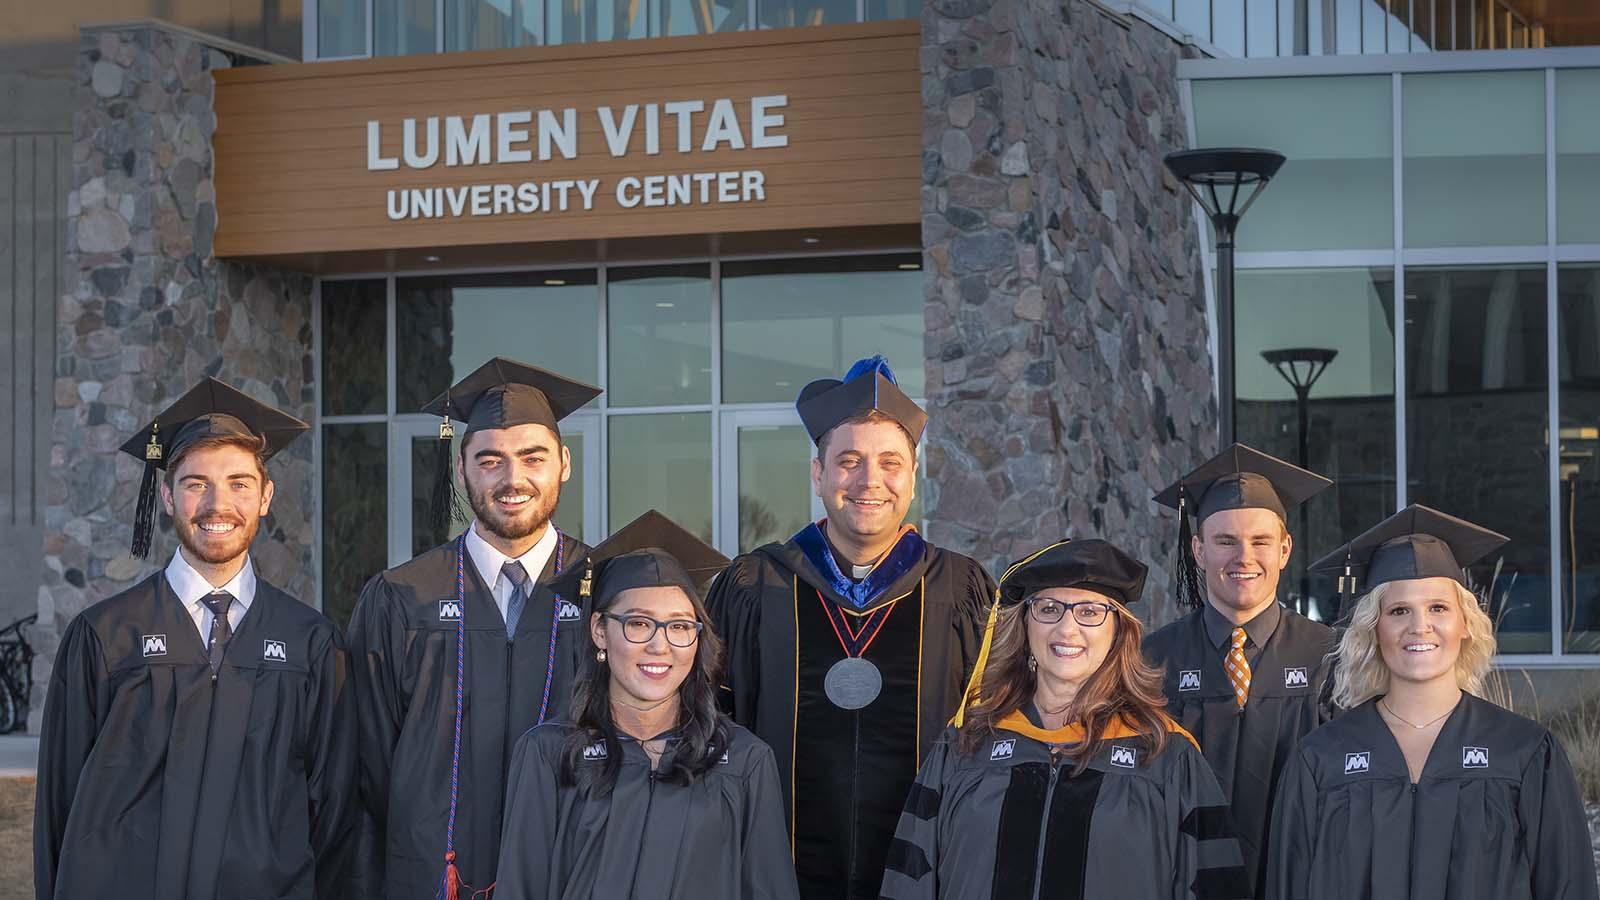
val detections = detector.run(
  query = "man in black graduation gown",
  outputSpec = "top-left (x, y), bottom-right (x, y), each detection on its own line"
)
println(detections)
top-left (1142, 443), bottom-right (1339, 899)
top-left (345, 357), bottom-right (599, 899)
top-left (707, 355), bottom-right (995, 900)
top-left (34, 377), bottom-right (354, 900)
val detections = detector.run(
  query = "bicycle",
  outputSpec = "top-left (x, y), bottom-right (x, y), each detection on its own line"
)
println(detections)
top-left (0, 613), bottom-right (37, 734)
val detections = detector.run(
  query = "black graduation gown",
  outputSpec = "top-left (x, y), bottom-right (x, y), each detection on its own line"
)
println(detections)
top-left (494, 721), bottom-right (801, 900)
top-left (1144, 604), bottom-right (1337, 897)
top-left (345, 531), bottom-right (590, 899)
top-left (880, 718), bottom-right (1249, 900)
top-left (1267, 695), bottom-right (1598, 900)
top-left (706, 527), bottom-right (993, 900)
top-left (33, 572), bottom-right (354, 900)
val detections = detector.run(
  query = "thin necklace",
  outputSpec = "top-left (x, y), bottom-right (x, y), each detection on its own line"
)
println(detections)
top-left (1379, 697), bottom-right (1453, 730)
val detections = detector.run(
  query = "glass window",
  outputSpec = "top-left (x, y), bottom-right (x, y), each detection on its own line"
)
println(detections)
top-left (737, 424), bottom-right (813, 552)
top-left (661, 0), bottom-right (747, 35)
top-left (1192, 76), bottom-right (1393, 251)
top-left (864, 0), bottom-right (916, 20)
top-left (721, 255), bottom-right (924, 404)
top-left (607, 265), bottom-right (712, 407)
top-left (758, 0), bottom-right (854, 28)
top-left (1212, 0), bottom-right (1246, 58)
top-left (1402, 71), bottom-right (1545, 247)
top-left (1560, 265), bottom-right (1600, 652)
top-left (322, 423), bottom-right (388, 628)
top-left (321, 279), bottom-right (387, 416)
top-left (446, 0), bottom-right (541, 48)
top-left (319, 0), bottom-right (368, 57)
top-left (1233, 268), bottom-right (1397, 622)
top-left (1556, 70), bottom-right (1600, 244)
top-left (549, 0), bottom-right (647, 44)
top-left (1405, 267), bottom-right (1550, 653)
top-left (609, 413), bottom-right (713, 544)
top-left (376, 0), bottom-right (438, 55)
top-left (394, 271), bottom-right (599, 412)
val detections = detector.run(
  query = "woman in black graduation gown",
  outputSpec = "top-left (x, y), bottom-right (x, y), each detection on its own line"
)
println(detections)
top-left (880, 539), bottom-right (1249, 900)
top-left (494, 511), bottom-right (800, 900)
top-left (1268, 505), bottom-right (1598, 900)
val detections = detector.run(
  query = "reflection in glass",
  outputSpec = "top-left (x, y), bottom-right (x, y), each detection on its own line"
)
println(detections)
top-left (1233, 268), bottom-right (1397, 623)
top-left (864, 0), bottom-right (916, 19)
top-left (661, 0), bottom-right (746, 35)
top-left (319, 0), bottom-right (368, 57)
top-left (395, 271), bottom-right (599, 412)
top-left (1193, 76), bottom-right (1392, 251)
top-left (549, 0), bottom-right (646, 44)
top-left (1405, 267), bottom-right (1550, 652)
top-left (1403, 71), bottom-right (1545, 247)
top-left (321, 280), bottom-right (387, 416)
top-left (1556, 70), bottom-right (1600, 244)
top-left (608, 266), bottom-right (712, 407)
top-left (1560, 266), bottom-right (1600, 652)
top-left (738, 425), bottom-right (813, 553)
top-left (323, 424), bottom-right (388, 629)
top-left (758, 0), bottom-right (854, 27)
top-left (446, 0), bottom-right (541, 48)
top-left (609, 413), bottom-right (713, 544)
top-left (375, 0), bottom-right (438, 54)
top-left (722, 255), bottom-right (924, 404)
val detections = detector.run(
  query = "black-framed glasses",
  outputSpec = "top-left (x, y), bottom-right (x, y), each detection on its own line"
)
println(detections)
top-left (1025, 597), bottom-right (1115, 627)
top-left (601, 612), bottom-right (704, 647)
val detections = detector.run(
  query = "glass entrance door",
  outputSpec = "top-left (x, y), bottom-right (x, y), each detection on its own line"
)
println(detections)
top-left (717, 408), bottom-right (822, 555)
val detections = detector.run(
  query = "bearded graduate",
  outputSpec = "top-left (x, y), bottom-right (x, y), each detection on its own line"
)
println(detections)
top-left (1142, 444), bottom-right (1339, 897)
top-left (495, 511), bottom-right (798, 900)
top-left (34, 378), bottom-right (354, 900)
top-left (706, 356), bottom-right (994, 900)
top-left (345, 358), bottom-right (600, 899)
top-left (1266, 505), bottom-right (1597, 900)
top-left (881, 539), bottom-right (1248, 900)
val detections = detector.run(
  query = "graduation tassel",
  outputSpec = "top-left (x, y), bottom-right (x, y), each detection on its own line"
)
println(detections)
top-left (1337, 551), bottom-right (1355, 605)
top-left (131, 423), bottom-right (162, 559)
top-left (430, 414), bottom-right (458, 534)
top-left (952, 592), bottom-right (1000, 728)
top-left (441, 851), bottom-right (463, 900)
top-left (1173, 489), bottom-right (1205, 611)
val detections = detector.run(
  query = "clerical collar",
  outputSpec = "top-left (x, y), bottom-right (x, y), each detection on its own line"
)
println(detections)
top-left (791, 521), bottom-right (924, 610)
top-left (1202, 599), bottom-right (1281, 651)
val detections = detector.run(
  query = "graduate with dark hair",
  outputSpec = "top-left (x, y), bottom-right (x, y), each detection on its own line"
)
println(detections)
top-left (495, 510), bottom-right (798, 900)
top-left (1267, 506), bottom-right (1597, 900)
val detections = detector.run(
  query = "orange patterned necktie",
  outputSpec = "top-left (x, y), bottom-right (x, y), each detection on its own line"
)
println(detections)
top-left (1225, 626), bottom-right (1251, 709)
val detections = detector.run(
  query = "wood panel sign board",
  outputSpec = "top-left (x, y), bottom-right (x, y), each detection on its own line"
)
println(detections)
top-left (212, 20), bottom-right (921, 271)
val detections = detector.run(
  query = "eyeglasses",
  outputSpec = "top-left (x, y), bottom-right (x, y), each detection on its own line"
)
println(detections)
top-left (1025, 597), bottom-right (1115, 627)
top-left (601, 612), bottom-right (704, 648)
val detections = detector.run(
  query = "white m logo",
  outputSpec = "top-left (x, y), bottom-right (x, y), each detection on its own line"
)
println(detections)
top-left (1177, 670), bottom-right (1201, 692)
top-left (1344, 752), bottom-right (1370, 774)
top-left (989, 739), bottom-right (1015, 761)
top-left (439, 600), bottom-right (463, 621)
top-left (142, 634), bottom-right (167, 657)
top-left (1462, 747), bottom-right (1489, 768)
top-left (1109, 746), bottom-right (1137, 768)
top-left (1283, 667), bottom-right (1309, 688)
top-left (582, 742), bottom-right (608, 761)
top-left (557, 600), bottom-right (582, 622)
top-left (262, 640), bottom-right (287, 662)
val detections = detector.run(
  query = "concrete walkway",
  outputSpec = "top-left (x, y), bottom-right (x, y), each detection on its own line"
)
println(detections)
top-left (0, 735), bottom-right (37, 777)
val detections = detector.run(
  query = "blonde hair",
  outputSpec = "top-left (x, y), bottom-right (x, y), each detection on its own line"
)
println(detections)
top-left (1331, 579), bottom-right (1497, 709)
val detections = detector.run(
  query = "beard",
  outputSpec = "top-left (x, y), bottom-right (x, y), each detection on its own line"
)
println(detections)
top-left (466, 478), bottom-right (559, 542)
top-left (173, 512), bottom-right (260, 566)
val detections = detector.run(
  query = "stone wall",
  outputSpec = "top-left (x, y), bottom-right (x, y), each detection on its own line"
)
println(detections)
top-left (31, 23), bottom-right (312, 729)
top-left (921, 0), bottom-right (1215, 626)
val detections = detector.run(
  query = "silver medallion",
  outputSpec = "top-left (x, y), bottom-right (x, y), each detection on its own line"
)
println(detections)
top-left (824, 657), bottom-right (882, 710)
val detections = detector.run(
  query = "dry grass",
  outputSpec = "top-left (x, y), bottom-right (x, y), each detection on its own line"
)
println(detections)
top-left (1541, 691), bottom-right (1600, 805)
top-left (0, 778), bottom-right (33, 900)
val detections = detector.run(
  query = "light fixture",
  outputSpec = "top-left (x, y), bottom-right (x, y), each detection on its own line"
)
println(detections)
top-left (1261, 347), bottom-right (1337, 618)
top-left (544, 278), bottom-right (566, 286)
top-left (423, 254), bottom-right (442, 263)
top-left (802, 236), bottom-right (821, 245)
top-left (656, 301), bottom-right (675, 309)
top-left (775, 380), bottom-right (791, 387)
top-left (897, 263), bottom-right (920, 270)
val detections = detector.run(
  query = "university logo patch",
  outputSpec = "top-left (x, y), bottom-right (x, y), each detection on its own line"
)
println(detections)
top-left (719, 750), bottom-right (731, 765)
top-left (1177, 670), bottom-right (1202, 692)
top-left (557, 600), bottom-right (583, 622)
top-left (989, 739), bottom-right (1016, 761)
top-left (1462, 746), bottom-right (1489, 769)
top-left (439, 600), bottom-right (463, 621)
top-left (1283, 667), bottom-right (1309, 689)
top-left (582, 741), bottom-right (608, 761)
top-left (1344, 751), bottom-right (1370, 775)
top-left (142, 634), bottom-right (168, 657)
top-left (262, 640), bottom-right (288, 662)
top-left (1109, 746), bottom-right (1138, 769)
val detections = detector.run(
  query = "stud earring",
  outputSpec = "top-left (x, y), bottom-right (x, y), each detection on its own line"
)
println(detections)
top-left (596, 649), bottom-right (607, 663)
top-left (1026, 655), bottom-right (1037, 673)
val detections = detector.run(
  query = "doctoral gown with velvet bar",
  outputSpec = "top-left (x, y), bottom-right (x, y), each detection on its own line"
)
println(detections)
top-left (879, 712), bottom-right (1250, 900)
top-left (1266, 694), bottom-right (1598, 900)
top-left (706, 524), bottom-right (993, 900)
top-left (344, 530), bottom-right (589, 900)
top-left (33, 572), bottom-right (354, 900)
top-left (493, 721), bottom-right (800, 900)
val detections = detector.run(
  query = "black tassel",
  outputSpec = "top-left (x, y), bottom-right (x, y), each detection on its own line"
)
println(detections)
top-left (430, 416), bottom-right (458, 533)
top-left (1174, 489), bottom-right (1205, 612)
top-left (131, 423), bottom-right (162, 559)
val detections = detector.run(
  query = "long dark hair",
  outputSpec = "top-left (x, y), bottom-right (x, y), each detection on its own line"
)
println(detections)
top-left (559, 583), bottom-right (730, 795)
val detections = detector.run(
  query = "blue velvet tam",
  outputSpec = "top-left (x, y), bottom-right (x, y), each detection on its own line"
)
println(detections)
top-left (794, 355), bottom-right (928, 446)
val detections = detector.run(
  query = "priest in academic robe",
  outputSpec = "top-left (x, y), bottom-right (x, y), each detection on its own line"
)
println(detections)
top-left (707, 356), bottom-right (995, 900)
top-left (1267, 505), bottom-right (1597, 900)
top-left (1143, 444), bottom-right (1341, 898)
top-left (344, 358), bottom-right (599, 899)
top-left (34, 378), bottom-right (354, 900)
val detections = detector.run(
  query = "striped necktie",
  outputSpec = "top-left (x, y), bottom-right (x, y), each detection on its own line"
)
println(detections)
top-left (1225, 626), bottom-right (1251, 709)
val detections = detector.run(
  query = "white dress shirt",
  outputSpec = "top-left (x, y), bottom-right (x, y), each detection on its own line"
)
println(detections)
top-left (464, 521), bottom-right (559, 626)
top-left (165, 549), bottom-right (257, 643)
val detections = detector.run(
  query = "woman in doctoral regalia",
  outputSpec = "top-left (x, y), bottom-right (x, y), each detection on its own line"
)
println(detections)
top-left (1267, 505), bottom-right (1598, 900)
top-left (493, 510), bottom-right (800, 900)
top-left (879, 539), bottom-right (1250, 900)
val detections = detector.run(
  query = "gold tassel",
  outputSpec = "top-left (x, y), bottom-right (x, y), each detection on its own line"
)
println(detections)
top-left (952, 592), bottom-right (1000, 728)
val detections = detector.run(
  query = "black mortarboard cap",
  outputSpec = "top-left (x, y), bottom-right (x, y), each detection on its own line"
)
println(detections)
top-left (1309, 504), bottom-right (1508, 597)
top-left (795, 355), bottom-right (928, 446)
top-left (548, 510), bottom-right (729, 610)
top-left (119, 377), bottom-right (309, 559)
top-left (996, 539), bottom-right (1148, 608)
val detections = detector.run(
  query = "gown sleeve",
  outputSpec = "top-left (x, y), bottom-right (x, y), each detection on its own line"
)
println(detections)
top-left (32, 616), bottom-right (105, 900)
top-left (493, 730), bottom-right (562, 900)
top-left (1520, 732), bottom-right (1599, 900)
top-left (740, 741), bottom-right (802, 900)
top-left (1172, 741), bottom-right (1251, 900)
top-left (1263, 747), bottom-right (1317, 900)
top-left (706, 562), bottom-right (760, 722)
top-left (956, 562), bottom-right (998, 682)
top-left (307, 626), bottom-right (359, 898)
top-left (343, 574), bottom-right (408, 897)
top-left (877, 738), bottom-right (954, 900)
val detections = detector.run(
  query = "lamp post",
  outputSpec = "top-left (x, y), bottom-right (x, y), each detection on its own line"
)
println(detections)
top-left (1262, 347), bottom-right (1337, 617)
top-left (1164, 148), bottom-right (1287, 445)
